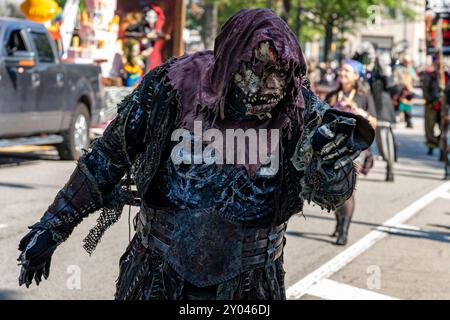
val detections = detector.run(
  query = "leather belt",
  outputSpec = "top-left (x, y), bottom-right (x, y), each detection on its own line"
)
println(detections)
top-left (139, 207), bottom-right (286, 271)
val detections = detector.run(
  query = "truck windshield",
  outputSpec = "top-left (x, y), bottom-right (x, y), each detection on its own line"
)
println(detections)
top-left (30, 31), bottom-right (55, 63)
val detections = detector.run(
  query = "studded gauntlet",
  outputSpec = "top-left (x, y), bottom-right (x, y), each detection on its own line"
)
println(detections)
top-left (17, 163), bottom-right (103, 287)
top-left (292, 88), bottom-right (375, 211)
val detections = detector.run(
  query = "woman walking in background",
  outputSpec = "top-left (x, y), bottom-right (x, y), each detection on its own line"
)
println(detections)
top-left (326, 59), bottom-right (377, 245)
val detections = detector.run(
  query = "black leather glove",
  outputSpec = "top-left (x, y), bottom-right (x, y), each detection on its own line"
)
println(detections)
top-left (18, 229), bottom-right (57, 287)
top-left (292, 97), bottom-right (375, 211)
top-left (312, 108), bottom-right (374, 169)
top-left (305, 109), bottom-right (375, 210)
top-left (17, 164), bottom-right (102, 287)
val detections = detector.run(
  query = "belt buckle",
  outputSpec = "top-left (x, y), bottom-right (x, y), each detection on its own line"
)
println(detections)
top-left (268, 232), bottom-right (278, 242)
top-left (265, 246), bottom-right (276, 268)
top-left (265, 228), bottom-right (278, 267)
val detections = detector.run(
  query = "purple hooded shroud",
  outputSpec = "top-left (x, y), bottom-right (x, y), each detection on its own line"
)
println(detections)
top-left (167, 8), bottom-right (308, 138)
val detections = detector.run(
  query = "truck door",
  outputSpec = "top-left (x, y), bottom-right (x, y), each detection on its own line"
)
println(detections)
top-left (28, 30), bottom-right (65, 133)
top-left (0, 26), bottom-right (39, 136)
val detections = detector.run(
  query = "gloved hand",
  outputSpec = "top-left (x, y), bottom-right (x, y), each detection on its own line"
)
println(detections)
top-left (18, 228), bottom-right (58, 287)
top-left (16, 163), bottom-right (104, 288)
top-left (295, 108), bottom-right (375, 211)
top-left (311, 108), bottom-right (374, 170)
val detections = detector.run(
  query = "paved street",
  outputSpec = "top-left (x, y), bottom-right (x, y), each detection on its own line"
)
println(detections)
top-left (0, 103), bottom-right (449, 300)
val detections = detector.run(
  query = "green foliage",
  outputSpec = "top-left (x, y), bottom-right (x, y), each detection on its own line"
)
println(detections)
top-left (55, 0), bottom-right (66, 7)
top-left (187, 0), bottom-right (270, 31)
top-left (188, 0), bottom-right (419, 60)
top-left (215, 0), bottom-right (270, 26)
top-left (55, 0), bottom-right (86, 12)
top-left (192, 0), bottom-right (416, 38)
top-left (301, 0), bottom-right (419, 34)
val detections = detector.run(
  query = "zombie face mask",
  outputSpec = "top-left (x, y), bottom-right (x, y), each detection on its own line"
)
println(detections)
top-left (229, 41), bottom-right (287, 120)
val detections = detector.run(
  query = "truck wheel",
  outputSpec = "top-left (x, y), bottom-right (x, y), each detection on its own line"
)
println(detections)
top-left (57, 103), bottom-right (90, 160)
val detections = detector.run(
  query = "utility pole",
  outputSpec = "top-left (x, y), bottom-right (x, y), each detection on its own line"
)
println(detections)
top-left (173, 0), bottom-right (186, 56)
top-left (337, 17), bottom-right (345, 64)
top-left (435, 16), bottom-right (450, 179)
top-left (295, 0), bottom-right (302, 37)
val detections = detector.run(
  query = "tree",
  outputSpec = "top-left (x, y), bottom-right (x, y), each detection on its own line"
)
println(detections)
top-left (55, 0), bottom-right (86, 12)
top-left (203, 1), bottom-right (219, 49)
top-left (188, 0), bottom-right (417, 60)
top-left (188, 0), bottom-right (269, 50)
top-left (298, 0), bottom-right (417, 62)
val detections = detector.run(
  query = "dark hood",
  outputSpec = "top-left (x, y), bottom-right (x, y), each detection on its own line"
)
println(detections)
top-left (168, 8), bottom-right (308, 138)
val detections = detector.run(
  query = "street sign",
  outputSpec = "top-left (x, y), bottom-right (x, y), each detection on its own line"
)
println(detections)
top-left (426, 0), bottom-right (450, 14)
top-left (426, 13), bottom-right (450, 54)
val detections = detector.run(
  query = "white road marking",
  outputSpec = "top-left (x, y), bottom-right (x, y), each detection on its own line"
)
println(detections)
top-left (376, 224), bottom-right (421, 234)
top-left (439, 192), bottom-right (450, 200)
top-left (287, 181), bottom-right (450, 300)
top-left (389, 224), bottom-right (421, 231)
top-left (305, 278), bottom-right (398, 300)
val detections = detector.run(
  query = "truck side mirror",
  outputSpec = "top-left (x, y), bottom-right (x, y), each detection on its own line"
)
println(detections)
top-left (5, 51), bottom-right (36, 68)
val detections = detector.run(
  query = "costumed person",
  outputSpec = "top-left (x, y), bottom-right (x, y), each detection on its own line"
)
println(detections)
top-left (125, 5), bottom-right (168, 72)
top-left (354, 43), bottom-right (397, 182)
top-left (325, 59), bottom-right (377, 245)
top-left (421, 58), bottom-right (444, 156)
top-left (17, 9), bottom-right (374, 300)
top-left (443, 77), bottom-right (450, 180)
top-left (371, 62), bottom-right (397, 182)
top-left (145, 4), bottom-right (167, 71)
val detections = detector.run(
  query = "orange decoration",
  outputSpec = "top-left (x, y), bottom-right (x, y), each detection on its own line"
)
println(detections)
top-left (20, 0), bottom-right (59, 23)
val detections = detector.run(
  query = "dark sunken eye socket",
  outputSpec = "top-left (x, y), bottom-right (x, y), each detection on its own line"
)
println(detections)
top-left (254, 41), bottom-right (277, 65)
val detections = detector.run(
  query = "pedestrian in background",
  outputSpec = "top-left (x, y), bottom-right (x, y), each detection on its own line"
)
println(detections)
top-left (393, 55), bottom-right (416, 128)
top-left (307, 58), bottom-right (321, 92)
top-left (364, 51), bottom-right (397, 182)
top-left (421, 58), bottom-right (443, 155)
top-left (443, 79), bottom-right (450, 180)
top-left (320, 62), bottom-right (337, 87)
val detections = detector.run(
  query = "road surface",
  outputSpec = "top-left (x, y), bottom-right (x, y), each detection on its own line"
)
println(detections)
top-left (0, 103), bottom-right (449, 300)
